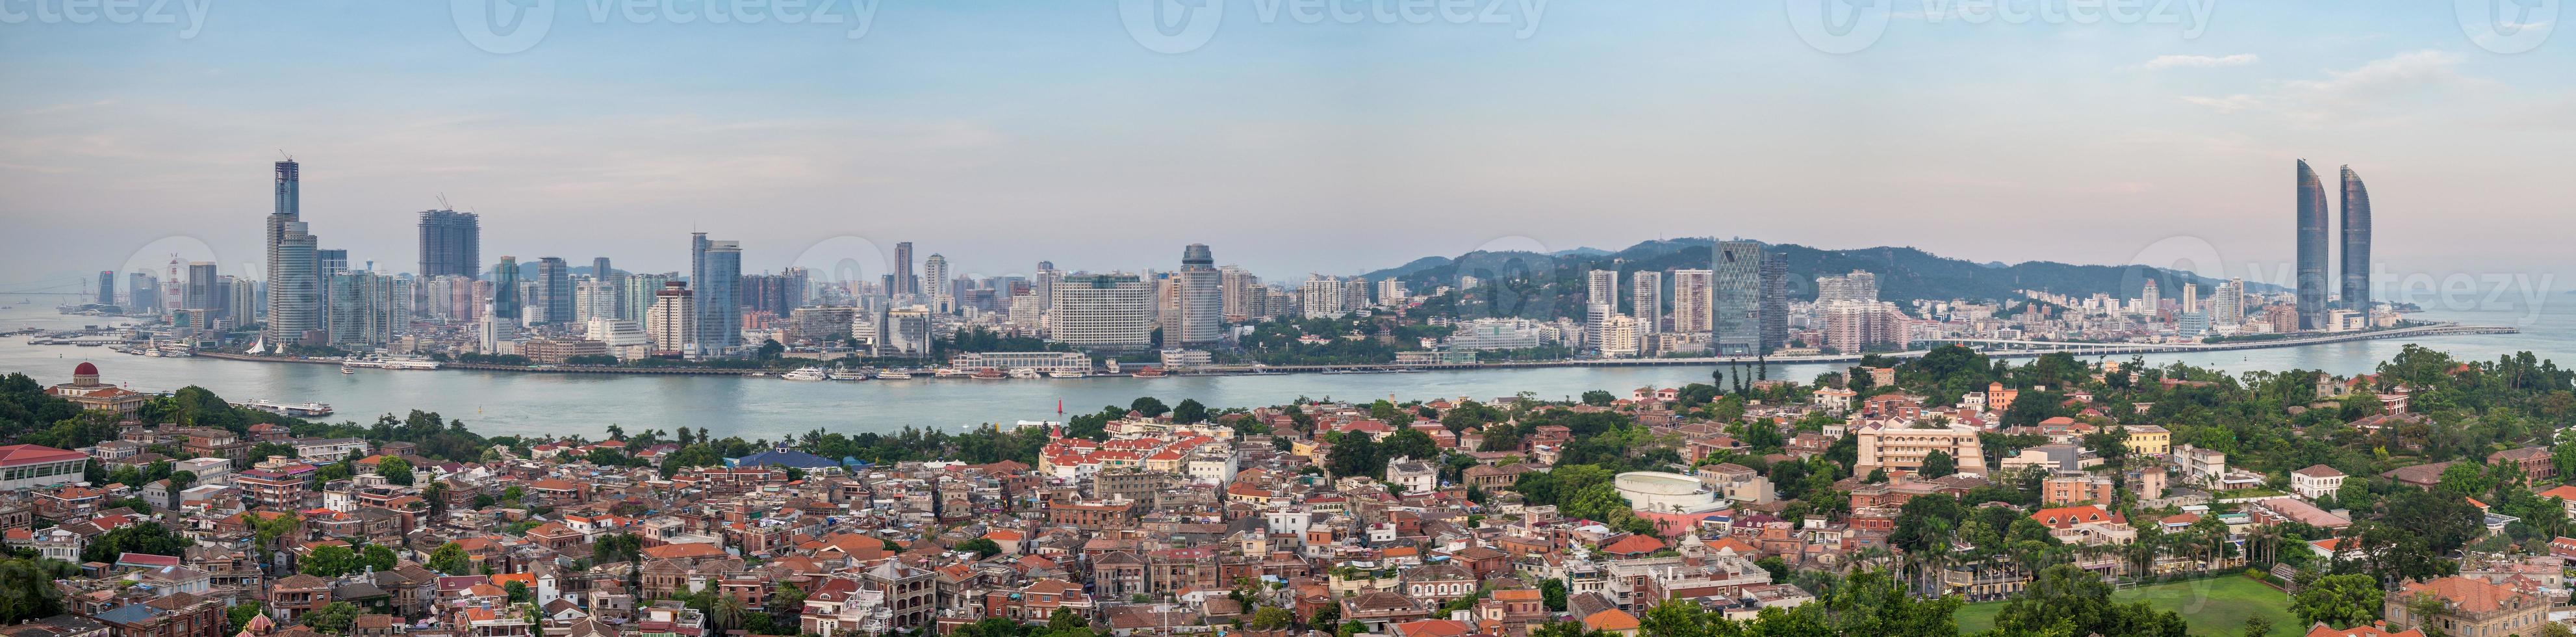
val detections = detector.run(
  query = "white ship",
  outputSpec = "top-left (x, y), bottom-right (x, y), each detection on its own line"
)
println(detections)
top-left (780, 367), bottom-right (830, 382)
top-left (874, 370), bottom-right (913, 380)
top-left (239, 400), bottom-right (335, 417)
top-left (826, 369), bottom-right (869, 382)
top-left (1007, 368), bottom-right (1041, 380)
top-left (1047, 369), bottom-right (1087, 379)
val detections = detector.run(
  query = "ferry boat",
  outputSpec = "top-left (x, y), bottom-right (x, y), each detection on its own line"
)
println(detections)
top-left (826, 369), bottom-right (869, 382)
top-left (1047, 369), bottom-right (1087, 379)
top-left (970, 368), bottom-right (1006, 380)
top-left (874, 370), bottom-right (913, 380)
top-left (240, 400), bottom-right (335, 417)
top-left (340, 363), bottom-right (356, 374)
top-left (1130, 366), bottom-right (1167, 378)
top-left (780, 367), bottom-right (830, 382)
top-left (1007, 368), bottom-right (1041, 380)
top-left (933, 368), bottom-right (971, 379)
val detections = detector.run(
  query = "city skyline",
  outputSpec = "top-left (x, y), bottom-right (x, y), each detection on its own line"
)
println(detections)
top-left (4, 4), bottom-right (2570, 287)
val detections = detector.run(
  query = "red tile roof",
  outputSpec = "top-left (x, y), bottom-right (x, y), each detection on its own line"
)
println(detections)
top-left (0, 444), bottom-right (86, 467)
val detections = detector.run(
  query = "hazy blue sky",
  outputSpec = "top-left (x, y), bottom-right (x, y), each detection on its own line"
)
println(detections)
top-left (1, 1), bottom-right (2568, 296)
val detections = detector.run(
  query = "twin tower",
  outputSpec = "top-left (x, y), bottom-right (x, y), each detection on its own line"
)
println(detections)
top-left (2295, 159), bottom-right (2371, 332)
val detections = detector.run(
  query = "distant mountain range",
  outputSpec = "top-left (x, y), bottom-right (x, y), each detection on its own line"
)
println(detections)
top-left (1361, 238), bottom-right (2275, 317)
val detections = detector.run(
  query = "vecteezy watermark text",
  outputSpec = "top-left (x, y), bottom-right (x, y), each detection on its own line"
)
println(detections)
top-left (453, 0), bottom-right (879, 55)
top-left (1, 0), bottom-right (212, 39)
top-left (1121, 0), bottom-right (1547, 54)
top-left (1789, 0), bottom-right (2217, 55)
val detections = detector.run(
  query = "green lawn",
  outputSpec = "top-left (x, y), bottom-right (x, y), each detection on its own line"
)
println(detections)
top-left (1954, 576), bottom-right (2301, 636)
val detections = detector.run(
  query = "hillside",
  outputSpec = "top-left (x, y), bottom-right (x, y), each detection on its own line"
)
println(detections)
top-left (1364, 238), bottom-right (2264, 320)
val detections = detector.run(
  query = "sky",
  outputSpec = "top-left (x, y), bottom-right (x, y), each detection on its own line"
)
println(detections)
top-left (1, 0), bottom-right (2569, 299)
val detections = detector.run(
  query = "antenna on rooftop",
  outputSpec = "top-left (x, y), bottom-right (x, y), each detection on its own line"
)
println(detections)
top-left (279, 150), bottom-right (294, 162)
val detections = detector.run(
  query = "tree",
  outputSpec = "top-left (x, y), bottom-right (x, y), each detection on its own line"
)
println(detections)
top-left (1173, 399), bottom-right (1208, 424)
top-left (1130, 397), bottom-right (1169, 418)
top-left (2241, 614), bottom-right (2271, 637)
top-left (361, 544), bottom-right (398, 573)
top-left (593, 533), bottom-right (644, 564)
top-left (958, 538), bottom-right (1003, 559)
top-left (1246, 606), bottom-right (1292, 630)
top-left (429, 541), bottom-right (473, 575)
top-left (374, 456), bottom-right (414, 485)
top-left (505, 580), bottom-right (531, 603)
top-left (1919, 450), bottom-right (1957, 478)
top-left (0, 556), bottom-right (75, 623)
top-left (80, 521), bottom-right (190, 564)
top-left (2292, 573), bottom-right (2384, 629)
top-left (301, 543), bottom-right (362, 577)
top-left (1539, 578), bottom-right (1568, 612)
top-left (1580, 391), bottom-right (1614, 407)
top-left (302, 601), bottom-right (362, 634)
top-left (226, 601), bottom-right (266, 634)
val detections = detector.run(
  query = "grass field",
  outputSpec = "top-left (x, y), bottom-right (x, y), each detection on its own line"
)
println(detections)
top-left (1953, 575), bottom-right (2301, 636)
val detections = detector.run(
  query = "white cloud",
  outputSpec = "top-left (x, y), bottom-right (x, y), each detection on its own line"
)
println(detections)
top-left (2143, 53), bottom-right (2260, 70)
top-left (2283, 49), bottom-right (2465, 104)
top-left (2178, 94), bottom-right (2261, 113)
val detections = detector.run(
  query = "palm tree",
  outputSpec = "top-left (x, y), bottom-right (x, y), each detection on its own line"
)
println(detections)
top-left (714, 591), bottom-right (746, 632)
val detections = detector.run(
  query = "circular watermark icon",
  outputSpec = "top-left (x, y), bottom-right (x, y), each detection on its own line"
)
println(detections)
top-left (1120, 0), bottom-right (1225, 54)
top-left (785, 235), bottom-right (895, 299)
top-left (1785, 0), bottom-right (1892, 55)
top-left (2456, 0), bottom-right (2557, 53)
top-left (453, 0), bottom-right (556, 55)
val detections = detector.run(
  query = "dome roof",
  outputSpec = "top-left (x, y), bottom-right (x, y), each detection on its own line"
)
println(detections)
top-left (74, 361), bottom-right (98, 376)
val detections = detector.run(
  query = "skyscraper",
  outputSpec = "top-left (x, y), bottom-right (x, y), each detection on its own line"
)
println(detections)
top-left (1670, 269), bottom-right (1713, 333)
top-left (893, 241), bottom-right (916, 296)
top-left (2139, 280), bottom-right (2159, 316)
top-left (646, 281), bottom-right (694, 356)
top-left (491, 256), bottom-right (522, 323)
top-left (416, 209), bottom-right (481, 279)
top-left (691, 234), bottom-right (743, 356)
top-left (2295, 160), bottom-right (2330, 331)
top-left (263, 159), bottom-right (322, 346)
top-left (536, 257), bottom-right (572, 325)
top-left (1759, 254), bottom-right (1787, 351)
top-left (1176, 244), bottom-right (1223, 345)
top-left (1629, 270), bottom-right (1663, 334)
top-left (923, 254), bottom-right (950, 311)
top-left (96, 271), bottom-right (114, 305)
top-left (2180, 283), bottom-right (2199, 314)
top-left (1713, 240), bottom-right (1764, 356)
top-left (593, 257), bottom-right (621, 318)
top-left (2340, 165), bottom-right (2372, 313)
top-left (1587, 270), bottom-right (1618, 311)
top-left (185, 262), bottom-right (221, 318)
top-left (2213, 278), bottom-right (2245, 326)
top-left (1816, 270), bottom-right (1878, 304)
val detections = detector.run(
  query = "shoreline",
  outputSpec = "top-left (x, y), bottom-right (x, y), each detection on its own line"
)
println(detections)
top-left (170, 322), bottom-right (2518, 380)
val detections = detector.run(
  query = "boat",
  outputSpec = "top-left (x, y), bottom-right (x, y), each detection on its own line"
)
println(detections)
top-left (875, 370), bottom-right (913, 380)
top-left (969, 368), bottom-right (1004, 380)
top-left (340, 364), bottom-right (355, 374)
top-left (933, 368), bottom-right (971, 379)
top-left (1130, 366), bottom-right (1167, 378)
top-left (240, 400), bottom-right (334, 417)
top-left (780, 367), bottom-right (830, 382)
top-left (1007, 368), bottom-right (1041, 380)
top-left (826, 369), bottom-right (869, 382)
top-left (1047, 369), bottom-right (1087, 379)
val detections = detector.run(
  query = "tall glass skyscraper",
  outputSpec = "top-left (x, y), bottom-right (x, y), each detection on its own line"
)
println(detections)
top-left (416, 209), bottom-right (481, 279)
top-left (1176, 244), bottom-right (1223, 345)
top-left (2340, 166), bottom-right (2371, 312)
top-left (2295, 160), bottom-right (2330, 331)
top-left (536, 257), bottom-right (572, 325)
top-left (491, 256), bottom-right (522, 322)
top-left (263, 159), bottom-right (322, 346)
top-left (1713, 240), bottom-right (1764, 356)
top-left (691, 233), bottom-right (742, 356)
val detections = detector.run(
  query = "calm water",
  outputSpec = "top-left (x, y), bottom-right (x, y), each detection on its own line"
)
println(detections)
top-left (3, 295), bottom-right (2569, 441)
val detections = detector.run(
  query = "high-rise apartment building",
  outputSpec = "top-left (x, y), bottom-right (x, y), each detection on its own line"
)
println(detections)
top-left (129, 272), bottom-right (161, 314)
top-left (1051, 274), bottom-right (1153, 351)
top-left (645, 281), bottom-right (694, 356)
top-left (1629, 270), bottom-right (1663, 334)
top-left (2139, 280), bottom-right (2160, 317)
top-left (416, 209), bottom-right (481, 279)
top-left (1298, 276), bottom-right (1345, 319)
top-left (593, 257), bottom-right (620, 318)
top-left (1815, 270), bottom-right (1878, 304)
top-left (227, 277), bottom-right (257, 326)
top-left (2180, 283), bottom-right (2199, 315)
top-left (1759, 255), bottom-right (1787, 351)
top-left (2295, 159), bottom-right (2331, 331)
top-left (1587, 270), bottom-right (1618, 313)
top-left (1175, 244), bottom-right (1223, 345)
top-left (2340, 166), bottom-right (2372, 312)
top-left (1219, 266), bottom-right (1258, 320)
top-left (327, 270), bottom-right (398, 348)
top-left (574, 278), bottom-right (620, 324)
top-left (2212, 278), bottom-right (2245, 326)
top-left (691, 234), bottom-right (743, 356)
top-left (1670, 269), bottom-right (1713, 333)
top-left (923, 254), bottom-right (950, 312)
top-left (621, 273), bottom-right (672, 324)
top-left (185, 262), bottom-right (222, 318)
